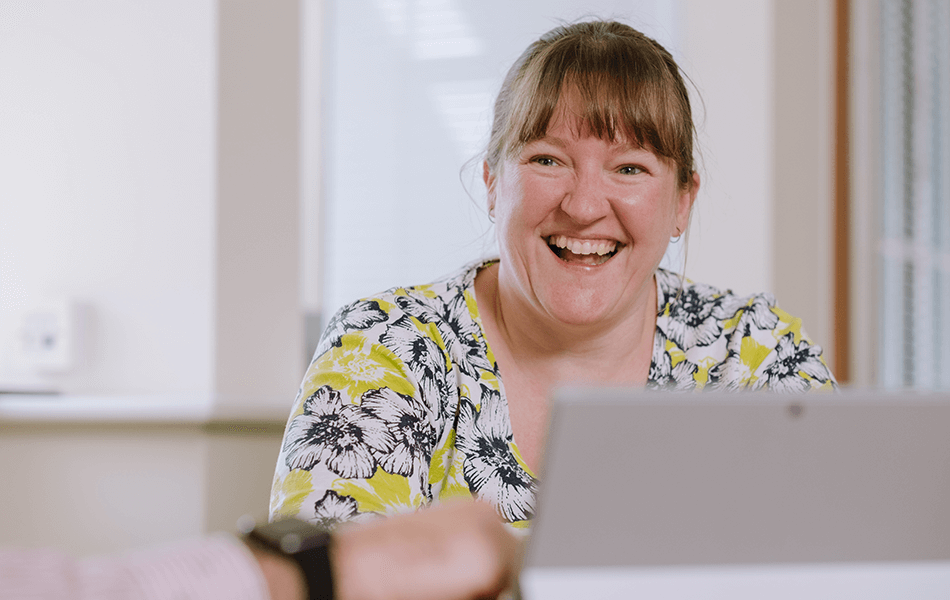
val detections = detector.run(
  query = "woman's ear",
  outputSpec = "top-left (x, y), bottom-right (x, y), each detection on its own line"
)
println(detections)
top-left (674, 171), bottom-right (700, 235)
top-left (483, 160), bottom-right (496, 215)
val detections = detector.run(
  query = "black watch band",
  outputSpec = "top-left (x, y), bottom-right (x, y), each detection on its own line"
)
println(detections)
top-left (246, 518), bottom-right (335, 600)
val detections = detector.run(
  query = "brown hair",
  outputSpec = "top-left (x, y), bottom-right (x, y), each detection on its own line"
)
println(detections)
top-left (486, 20), bottom-right (697, 188)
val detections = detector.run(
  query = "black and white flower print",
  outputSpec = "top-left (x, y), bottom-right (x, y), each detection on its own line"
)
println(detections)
top-left (647, 331), bottom-right (699, 390)
top-left (648, 330), bottom-right (673, 385)
top-left (654, 268), bottom-right (686, 310)
top-left (661, 281), bottom-right (733, 350)
top-left (312, 490), bottom-right (362, 530)
top-left (456, 388), bottom-right (536, 522)
top-left (395, 289), bottom-right (493, 379)
top-left (319, 300), bottom-right (390, 352)
top-left (704, 320), bottom-right (752, 391)
top-left (741, 295), bottom-right (780, 331)
top-left (283, 385), bottom-right (396, 478)
top-left (758, 333), bottom-right (831, 392)
top-left (361, 387), bottom-right (436, 480)
top-left (706, 348), bottom-right (744, 391)
top-left (379, 315), bottom-right (451, 419)
top-left (671, 359), bottom-right (698, 390)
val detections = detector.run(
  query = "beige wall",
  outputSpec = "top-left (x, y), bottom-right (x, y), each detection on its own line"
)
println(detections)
top-left (0, 421), bottom-right (283, 556)
top-left (215, 0), bottom-right (304, 407)
top-left (682, 0), bottom-right (836, 366)
top-left (772, 0), bottom-right (837, 369)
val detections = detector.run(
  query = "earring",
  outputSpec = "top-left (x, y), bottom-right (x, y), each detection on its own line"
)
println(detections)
top-left (670, 226), bottom-right (683, 243)
top-left (488, 206), bottom-right (495, 223)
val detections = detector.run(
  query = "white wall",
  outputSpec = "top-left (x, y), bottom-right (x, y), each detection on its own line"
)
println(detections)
top-left (0, 0), bottom-right (305, 404)
top-left (0, 1), bottom-right (217, 395)
top-left (680, 0), bottom-right (774, 297)
top-left (0, 0), bottom-right (302, 555)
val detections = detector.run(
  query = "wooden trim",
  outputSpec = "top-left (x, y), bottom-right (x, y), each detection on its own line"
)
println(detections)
top-left (834, 0), bottom-right (852, 383)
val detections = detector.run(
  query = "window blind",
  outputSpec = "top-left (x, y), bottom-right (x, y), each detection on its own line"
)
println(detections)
top-left (878, 0), bottom-right (950, 389)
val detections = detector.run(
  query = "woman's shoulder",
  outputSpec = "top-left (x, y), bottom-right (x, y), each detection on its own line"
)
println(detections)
top-left (653, 266), bottom-right (813, 358)
top-left (655, 267), bottom-right (779, 330)
top-left (348, 259), bottom-right (486, 318)
top-left (653, 268), bottom-right (836, 391)
top-left (317, 259), bottom-right (491, 351)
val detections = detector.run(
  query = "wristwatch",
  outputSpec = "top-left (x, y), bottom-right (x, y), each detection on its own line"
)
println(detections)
top-left (245, 518), bottom-right (335, 600)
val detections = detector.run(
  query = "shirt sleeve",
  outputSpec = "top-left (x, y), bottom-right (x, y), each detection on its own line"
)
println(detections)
top-left (269, 296), bottom-right (449, 528)
top-left (742, 301), bottom-right (838, 392)
top-left (0, 534), bottom-right (270, 600)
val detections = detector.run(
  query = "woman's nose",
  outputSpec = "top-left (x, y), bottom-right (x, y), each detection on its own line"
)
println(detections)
top-left (559, 169), bottom-right (610, 224)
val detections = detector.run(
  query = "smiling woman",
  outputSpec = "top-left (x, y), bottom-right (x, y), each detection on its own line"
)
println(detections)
top-left (270, 20), bottom-right (836, 531)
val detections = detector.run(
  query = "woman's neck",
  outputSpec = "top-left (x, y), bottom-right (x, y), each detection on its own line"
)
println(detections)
top-left (474, 262), bottom-right (658, 384)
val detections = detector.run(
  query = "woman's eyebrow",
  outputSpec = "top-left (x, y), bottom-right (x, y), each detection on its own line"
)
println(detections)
top-left (616, 141), bottom-right (652, 155)
top-left (529, 135), bottom-right (569, 149)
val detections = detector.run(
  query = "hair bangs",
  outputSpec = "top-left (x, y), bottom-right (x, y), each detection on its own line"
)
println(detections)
top-left (487, 20), bottom-right (696, 186)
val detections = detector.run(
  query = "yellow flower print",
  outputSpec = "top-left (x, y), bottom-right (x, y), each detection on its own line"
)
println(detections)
top-left (430, 429), bottom-right (474, 501)
top-left (333, 468), bottom-right (425, 515)
top-left (304, 332), bottom-right (415, 400)
top-left (772, 307), bottom-right (806, 344)
top-left (740, 335), bottom-right (773, 375)
top-left (270, 469), bottom-right (314, 520)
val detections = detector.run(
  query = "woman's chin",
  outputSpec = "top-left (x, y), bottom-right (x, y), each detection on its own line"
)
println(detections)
top-left (538, 293), bottom-right (622, 329)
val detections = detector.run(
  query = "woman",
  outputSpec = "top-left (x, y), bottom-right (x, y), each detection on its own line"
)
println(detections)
top-left (270, 20), bottom-right (836, 530)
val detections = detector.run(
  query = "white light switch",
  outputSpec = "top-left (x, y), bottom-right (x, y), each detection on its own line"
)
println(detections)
top-left (16, 300), bottom-right (77, 372)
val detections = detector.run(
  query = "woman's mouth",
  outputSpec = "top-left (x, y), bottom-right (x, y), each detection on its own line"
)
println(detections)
top-left (546, 235), bottom-right (621, 266)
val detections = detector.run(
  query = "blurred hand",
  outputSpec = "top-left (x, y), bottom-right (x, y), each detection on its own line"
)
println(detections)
top-left (331, 501), bottom-right (520, 600)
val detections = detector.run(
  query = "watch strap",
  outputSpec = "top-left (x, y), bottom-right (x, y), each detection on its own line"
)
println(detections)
top-left (246, 520), bottom-right (334, 600)
top-left (289, 541), bottom-right (334, 600)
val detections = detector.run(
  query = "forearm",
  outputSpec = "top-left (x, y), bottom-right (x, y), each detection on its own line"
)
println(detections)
top-left (330, 502), bottom-right (519, 600)
top-left (246, 542), bottom-right (308, 600)
top-left (0, 535), bottom-right (271, 600)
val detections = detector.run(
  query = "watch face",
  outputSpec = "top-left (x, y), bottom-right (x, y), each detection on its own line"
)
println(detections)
top-left (252, 519), bottom-right (330, 554)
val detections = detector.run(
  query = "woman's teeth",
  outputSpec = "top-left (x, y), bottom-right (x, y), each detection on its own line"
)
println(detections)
top-left (547, 235), bottom-right (620, 265)
top-left (548, 235), bottom-right (618, 256)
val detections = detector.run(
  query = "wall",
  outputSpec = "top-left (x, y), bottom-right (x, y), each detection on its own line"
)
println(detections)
top-left (0, 0), bottom-right (302, 555)
top-left (771, 0), bottom-right (836, 367)
top-left (0, 414), bottom-right (284, 556)
top-left (680, 0), bottom-right (775, 299)
top-left (0, 1), bottom-right (218, 395)
top-left (0, 0), bottom-right (304, 405)
top-left (215, 0), bottom-right (303, 406)
top-left (681, 0), bottom-right (836, 363)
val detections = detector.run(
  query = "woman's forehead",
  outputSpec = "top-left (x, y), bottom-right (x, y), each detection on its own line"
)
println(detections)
top-left (523, 105), bottom-right (649, 155)
top-left (540, 89), bottom-right (646, 146)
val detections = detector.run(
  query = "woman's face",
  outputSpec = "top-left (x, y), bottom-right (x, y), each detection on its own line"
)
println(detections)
top-left (485, 100), bottom-right (698, 328)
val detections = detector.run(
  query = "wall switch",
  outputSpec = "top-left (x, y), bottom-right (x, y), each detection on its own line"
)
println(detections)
top-left (15, 300), bottom-right (78, 373)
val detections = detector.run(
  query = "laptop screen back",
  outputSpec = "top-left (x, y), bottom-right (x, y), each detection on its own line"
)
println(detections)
top-left (521, 389), bottom-right (950, 599)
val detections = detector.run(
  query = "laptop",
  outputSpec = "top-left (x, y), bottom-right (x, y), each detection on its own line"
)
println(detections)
top-left (519, 388), bottom-right (950, 599)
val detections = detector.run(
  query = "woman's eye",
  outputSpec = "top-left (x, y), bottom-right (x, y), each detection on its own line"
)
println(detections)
top-left (532, 156), bottom-right (558, 167)
top-left (618, 165), bottom-right (644, 175)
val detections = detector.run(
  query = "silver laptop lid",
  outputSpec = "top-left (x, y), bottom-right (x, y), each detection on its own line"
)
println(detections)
top-left (525, 388), bottom-right (950, 569)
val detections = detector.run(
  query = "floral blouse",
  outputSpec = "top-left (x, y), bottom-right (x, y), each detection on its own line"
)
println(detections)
top-left (269, 260), bottom-right (836, 530)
